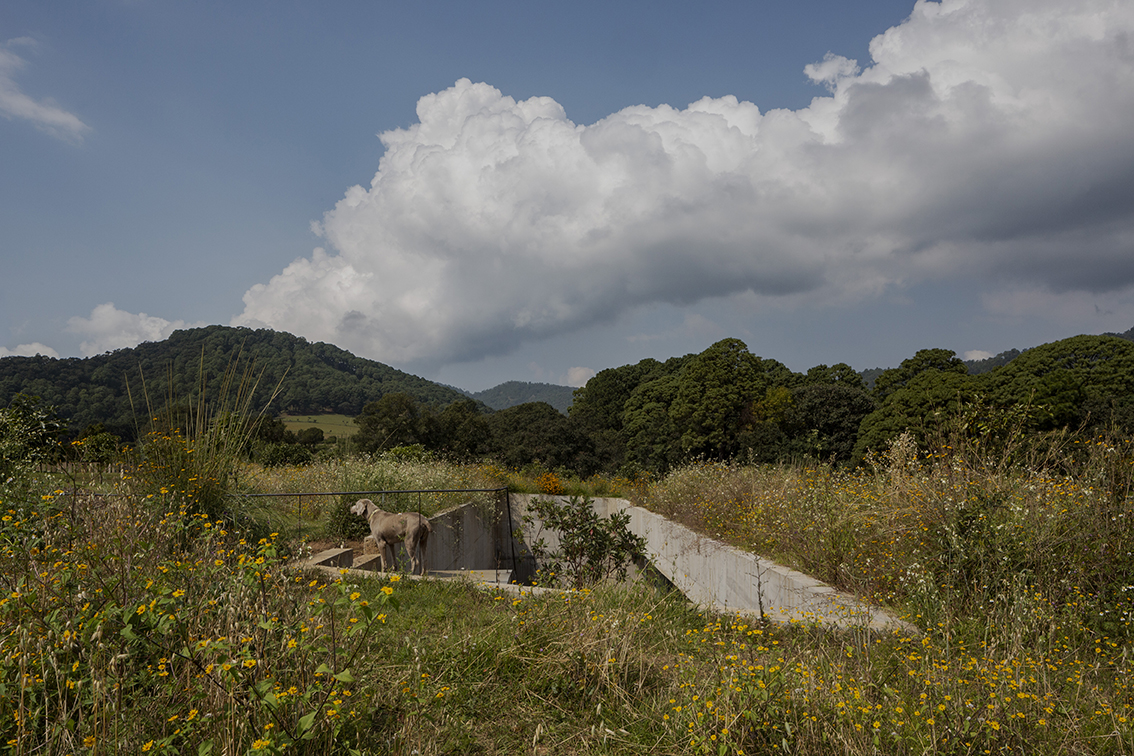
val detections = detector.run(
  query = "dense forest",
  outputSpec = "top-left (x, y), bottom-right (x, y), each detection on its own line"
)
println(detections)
top-left (3, 325), bottom-right (1134, 477)
top-left (339, 332), bottom-right (1134, 478)
top-left (0, 325), bottom-right (466, 438)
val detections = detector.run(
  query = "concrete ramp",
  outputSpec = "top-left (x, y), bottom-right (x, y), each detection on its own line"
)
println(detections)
top-left (511, 495), bottom-right (912, 631)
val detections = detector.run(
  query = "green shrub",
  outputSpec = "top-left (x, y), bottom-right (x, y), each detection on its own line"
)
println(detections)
top-left (523, 496), bottom-right (647, 589)
top-left (258, 441), bottom-right (314, 467)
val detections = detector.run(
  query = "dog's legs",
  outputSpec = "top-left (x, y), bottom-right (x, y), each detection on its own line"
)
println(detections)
top-left (377, 539), bottom-right (393, 572)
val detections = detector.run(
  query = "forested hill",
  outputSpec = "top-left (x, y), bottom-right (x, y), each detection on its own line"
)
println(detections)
top-left (463, 381), bottom-right (576, 413)
top-left (0, 325), bottom-right (466, 438)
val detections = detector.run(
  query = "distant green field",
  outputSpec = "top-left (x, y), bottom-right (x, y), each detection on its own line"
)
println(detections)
top-left (279, 413), bottom-right (357, 438)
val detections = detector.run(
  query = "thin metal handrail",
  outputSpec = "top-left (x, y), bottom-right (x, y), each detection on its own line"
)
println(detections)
top-left (236, 487), bottom-right (508, 497)
top-left (234, 487), bottom-right (517, 574)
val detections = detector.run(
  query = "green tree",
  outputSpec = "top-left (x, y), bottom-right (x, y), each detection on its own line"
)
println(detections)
top-left (785, 383), bottom-right (876, 463)
top-left (354, 393), bottom-right (440, 454)
top-left (438, 398), bottom-right (491, 459)
top-left (854, 369), bottom-right (977, 460)
top-left (873, 348), bottom-right (968, 402)
top-left (484, 402), bottom-right (597, 475)
top-left (621, 370), bottom-right (685, 475)
top-left (569, 358), bottom-right (668, 472)
top-left (523, 496), bottom-right (648, 589)
top-left (978, 335), bottom-right (1134, 431)
top-left (669, 339), bottom-right (798, 460)
top-left (0, 394), bottom-right (67, 464)
top-left (296, 427), bottom-right (324, 447)
top-left (804, 363), bottom-right (867, 390)
top-left (253, 416), bottom-right (296, 445)
top-left (75, 422), bottom-right (122, 465)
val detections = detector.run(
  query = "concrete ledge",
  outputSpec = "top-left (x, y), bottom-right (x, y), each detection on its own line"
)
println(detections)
top-left (304, 495), bottom-right (914, 632)
top-left (309, 548), bottom-right (353, 569)
top-left (352, 554), bottom-right (384, 572)
top-left (291, 551), bottom-right (515, 586)
top-left (511, 494), bottom-right (914, 632)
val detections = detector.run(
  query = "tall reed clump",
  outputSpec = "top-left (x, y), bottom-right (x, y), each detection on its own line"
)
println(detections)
top-left (125, 349), bottom-right (281, 521)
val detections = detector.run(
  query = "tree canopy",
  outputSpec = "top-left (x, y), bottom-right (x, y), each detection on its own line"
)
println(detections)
top-left (6, 324), bottom-right (1134, 476)
top-left (0, 325), bottom-right (467, 438)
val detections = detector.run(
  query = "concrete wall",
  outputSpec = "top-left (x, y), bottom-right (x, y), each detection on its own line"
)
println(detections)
top-left (510, 494), bottom-right (909, 630)
top-left (422, 501), bottom-right (498, 572)
top-left (347, 492), bottom-right (908, 630)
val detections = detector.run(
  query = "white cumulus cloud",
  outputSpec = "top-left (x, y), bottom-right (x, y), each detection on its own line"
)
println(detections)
top-left (566, 367), bottom-right (596, 387)
top-left (0, 37), bottom-right (90, 142)
top-left (804, 53), bottom-right (861, 92)
top-left (236, 0), bottom-right (1134, 372)
top-left (67, 303), bottom-right (203, 357)
top-left (0, 342), bottom-right (60, 359)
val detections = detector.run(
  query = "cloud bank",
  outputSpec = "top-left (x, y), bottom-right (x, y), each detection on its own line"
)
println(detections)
top-left (0, 343), bottom-right (60, 359)
top-left (67, 304), bottom-right (203, 357)
top-left (0, 37), bottom-right (89, 142)
top-left (236, 0), bottom-right (1134, 370)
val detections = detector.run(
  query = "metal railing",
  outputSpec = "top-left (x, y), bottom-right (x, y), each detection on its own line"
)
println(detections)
top-left (236, 487), bottom-right (516, 569)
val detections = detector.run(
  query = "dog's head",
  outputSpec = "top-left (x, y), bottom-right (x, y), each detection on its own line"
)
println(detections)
top-left (350, 498), bottom-right (371, 517)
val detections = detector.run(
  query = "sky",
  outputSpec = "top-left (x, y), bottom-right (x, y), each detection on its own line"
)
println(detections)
top-left (2, 0), bottom-right (1133, 392)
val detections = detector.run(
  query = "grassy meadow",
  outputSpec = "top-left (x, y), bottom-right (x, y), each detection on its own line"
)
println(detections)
top-left (0, 425), bottom-right (1132, 754)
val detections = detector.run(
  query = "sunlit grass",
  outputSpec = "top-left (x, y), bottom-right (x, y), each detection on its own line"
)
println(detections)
top-left (1, 423), bottom-right (1131, 753)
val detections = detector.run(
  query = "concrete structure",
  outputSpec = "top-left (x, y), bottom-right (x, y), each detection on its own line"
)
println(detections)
top-left (510, 494), bottom-right (911, 631)
top-left (300, 493), bottom-right (911, 631)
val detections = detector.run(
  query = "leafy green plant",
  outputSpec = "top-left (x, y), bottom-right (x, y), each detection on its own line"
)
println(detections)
top-left (523, 496), bottom-right (647, 589)
top-left (0, 394), bottom-right (66, 508)
top-left (0, 486), bottom-right (398, 754)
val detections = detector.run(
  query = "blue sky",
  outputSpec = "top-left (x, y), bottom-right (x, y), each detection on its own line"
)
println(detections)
top-left (3, 0), bottom-right (1133, 391)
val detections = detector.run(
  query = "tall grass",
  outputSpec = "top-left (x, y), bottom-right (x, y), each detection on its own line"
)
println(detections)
top-left (2, 401), bottom-right (1131, 753)
top-left (637, 430), bottom-right (1134, 636)
top-left (0, 488), bottom-right (396, 753)
top-left (125, 350), bottom-right (282, 521)
top-left (635, 430), bottom-right (1134, 753)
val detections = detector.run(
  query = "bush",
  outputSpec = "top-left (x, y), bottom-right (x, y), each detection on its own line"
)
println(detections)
top-left (523, 496), bottom-right (647, 589)
top-left (325, 497), bottom-right (372, 539)
top-left (258, 441), bottom-right (314, 467)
